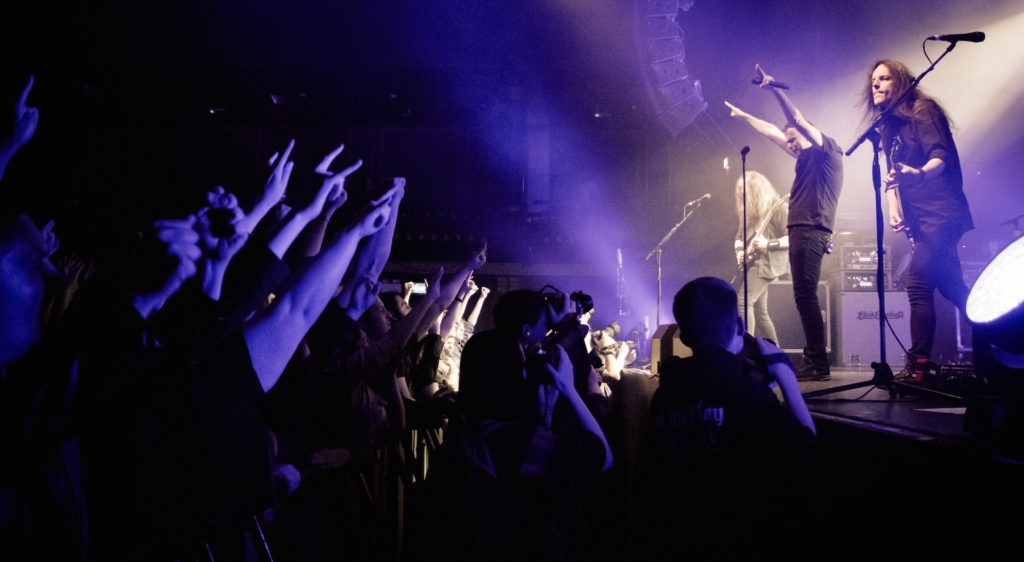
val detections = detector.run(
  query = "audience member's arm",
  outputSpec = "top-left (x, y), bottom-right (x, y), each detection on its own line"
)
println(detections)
top-left (548, 345), bottom-right (614, 471)
top-left (195, 186), bottom-right (249, 301)
top-left (132, 216), bottom-right (203, 320)
top-left (243, 198), bottom-right (392, 392)
top-left (386, 267), bottom-right (443, 347)
top-left (289, 175), bottom-right (348, 259)
top-left (435, 243), bottom-right (487, 335)
top-left (268, 145), bottom-right (362, 260)
top-left (0, 76), bottom-right (38, 181)
top-left (758, 337), bottom-right (816, 435)
top-left (334, 178), bottom-right (405, 309)
top-left (465, 285), bottom-right (490, 327)
top-left (234, 139), bottom-right (295, 235)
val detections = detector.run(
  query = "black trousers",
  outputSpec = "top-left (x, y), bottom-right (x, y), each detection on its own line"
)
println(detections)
top-left (787, 226), bottom-right (831, 367)
top-left (906, 228), bottom-right (970, 364)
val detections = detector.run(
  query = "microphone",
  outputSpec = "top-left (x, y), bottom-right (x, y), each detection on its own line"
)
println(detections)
top-left (685, 193), bottom-right (711, 207)
top-left (928, 31), bottom-right (985, 43)
top-left (751, 78), bottom-right (789, 89)
top-left (740, 146), bottom-right (750, 157)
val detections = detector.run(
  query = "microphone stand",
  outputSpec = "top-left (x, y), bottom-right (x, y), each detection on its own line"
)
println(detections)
top-left (805, 42), bottom-right (965, 402)
top-left (646, 200), bottom-right (703, 328)
top-left (845, 40), bottom-right (959, 158)
top-left (741, 148), bottom-right (749, 330)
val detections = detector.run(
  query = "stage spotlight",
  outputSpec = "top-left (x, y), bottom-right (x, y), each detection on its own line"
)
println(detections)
top-left (967, 235), bottom-right (1024, 361)
top-left (964, 236), bottom-right (1024, 446)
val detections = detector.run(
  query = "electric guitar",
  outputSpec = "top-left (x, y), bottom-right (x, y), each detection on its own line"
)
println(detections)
top-left (887, 136), bottom-right (915, 247)
top-left (743, 194), bottom-right (789, 265)
top-left (732, 194), bottom-right (789, 284)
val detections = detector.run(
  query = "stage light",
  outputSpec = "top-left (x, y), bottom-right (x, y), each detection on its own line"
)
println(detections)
top-left (963, 236), bottom-right (1024, 444)
top-left (967, 235), bottom-right (1024, 359)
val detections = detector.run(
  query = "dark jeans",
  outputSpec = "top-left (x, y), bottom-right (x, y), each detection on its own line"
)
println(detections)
top-left (906, 229), bottom-right (969, 363)
top-left (788, 226), bottom-right (831, 367)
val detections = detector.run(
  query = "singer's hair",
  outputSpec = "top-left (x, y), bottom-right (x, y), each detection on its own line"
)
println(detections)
top-left (734, 170), bottom-right (782, 231)
top-left (672, 277), bottom-right (738, 351)
top-left (861, 59), bottom-right (953, 126)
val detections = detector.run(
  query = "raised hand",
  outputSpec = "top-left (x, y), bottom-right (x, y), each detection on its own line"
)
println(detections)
top-left (345, 274), bottom-right (382, 321)
top-left (153, 215), bottom-right (203, 284)
top-left (234, 139), bottom-right (295, 235)
top-left (544, 344), bottom-right (576, 395)
top-left (196, 186), bottom-right (249, 262)
top-left (41, 219), bottom-right (59, 258)
top-left (424, 267), bottom-right (444, 302)
top-left (754, 63), bottom-right (773, 88)
top-left (312, 144), bottom-right (361, 218)
top-left (353, 198), bottom-right (392, 237)
top-left (724, 100), bottom-right (749, 120)
top-left (10, 76), bottom-right (38, 149)
top-left (468, 241), bottom-right (487, 270)
top-left (264, 139), bottom-right (296, 207)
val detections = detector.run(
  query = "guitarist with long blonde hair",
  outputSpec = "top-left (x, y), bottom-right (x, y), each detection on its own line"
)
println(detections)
top-left (734, 171), bottom-right (790, 345)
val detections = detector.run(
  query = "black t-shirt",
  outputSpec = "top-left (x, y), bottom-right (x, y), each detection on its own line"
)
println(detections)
top-left (881, 99), bottom-right (973, 238)
top-left (642, 348), bottom-right (815, 557)
top-left (788, 133), bottom-right (844, 233)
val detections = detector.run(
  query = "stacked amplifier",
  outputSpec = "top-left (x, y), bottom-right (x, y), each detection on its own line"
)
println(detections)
top-left (827, 244), bottom-right (911, 367)
top-left (827, 244), bottom-right (894, 292)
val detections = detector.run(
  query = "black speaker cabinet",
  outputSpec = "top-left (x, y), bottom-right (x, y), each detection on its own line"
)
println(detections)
top-left (650, 324), bottom-right (693, 375)
top-left (832, 290), bottom-right (912, 367)
top-left (764, 281), bottom-right (831, 355)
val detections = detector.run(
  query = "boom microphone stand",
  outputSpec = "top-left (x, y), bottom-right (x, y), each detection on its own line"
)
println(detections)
top-left (646, 195), bottom-right (707, 327)
top-left (804, 39), bottom-right (969, 401)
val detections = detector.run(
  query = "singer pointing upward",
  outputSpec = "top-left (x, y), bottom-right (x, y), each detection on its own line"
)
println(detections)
top-left (725, 64), bottom-right (844, 381)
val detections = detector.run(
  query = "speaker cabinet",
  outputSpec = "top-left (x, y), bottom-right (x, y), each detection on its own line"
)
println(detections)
top-left (832, 291), bottom-right (912, 367)
top-left (650, 324), bottom-right (693, 375)
top-left (764, 281), bottom-right (831, 355)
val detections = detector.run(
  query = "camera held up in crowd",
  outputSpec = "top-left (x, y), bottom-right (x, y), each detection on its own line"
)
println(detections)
top-left (526, 286), bottom-right (600, 389)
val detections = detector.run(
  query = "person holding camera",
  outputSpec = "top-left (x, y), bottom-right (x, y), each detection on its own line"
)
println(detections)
top-left (414, 289), bottom-right (611, 561)
top-left (640, 277), bottom-right (815, 559)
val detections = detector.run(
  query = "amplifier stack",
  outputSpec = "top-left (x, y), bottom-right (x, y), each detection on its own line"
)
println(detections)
top-left (827, 244), bottom-right (911, 367)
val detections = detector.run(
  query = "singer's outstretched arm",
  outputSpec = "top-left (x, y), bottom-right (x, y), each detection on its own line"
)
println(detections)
top-left (724, 101), bottom-right (793, 158)
top-left (755, 64), bottom-right (824, 149)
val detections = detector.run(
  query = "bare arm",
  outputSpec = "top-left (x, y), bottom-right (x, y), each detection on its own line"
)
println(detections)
top-left (758, 337), bottom-right (816, 435)
top-left (465, 286), bottom-right (490, 326)
top-left (335, 179), bottom-right (405, 309)
top-left (724, 100), bottom-right (793, 158)
top-left (235, 140), bottom-right (295, 236)
top-left (0, 76), bottom-right (38, 182)
top-left (548, 345), bottom-right (614, 471)
top-left (268, 146), bottom-right (361, 259)
top-left (244, 200), bottom-right (391, 392)
top-left (755, 64), bottom-right (824, 148)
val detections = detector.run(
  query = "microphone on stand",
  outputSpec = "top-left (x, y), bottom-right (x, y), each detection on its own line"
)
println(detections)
top-left (685, 193), bottom-right (711, 207)
top-left (741, 145), bottom-right (750, 158)
top-left (616, 248), bottom-right (631, 317)
top-left (751, 79), bottom-right (789, 89)
top-left (928, 31), bottom-right (985, 43)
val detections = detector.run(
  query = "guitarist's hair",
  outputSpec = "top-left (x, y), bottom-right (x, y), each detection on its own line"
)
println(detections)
top-left (861, 59), bottom-right (953, 128)
top-left (735, 170), bottom-right (783, 231)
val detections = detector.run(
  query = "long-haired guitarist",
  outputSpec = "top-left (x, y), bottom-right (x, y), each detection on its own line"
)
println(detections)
top-left (733, 171), bottom-right (790, 345)
top-left (864, 59), bottom-right (974, 376)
